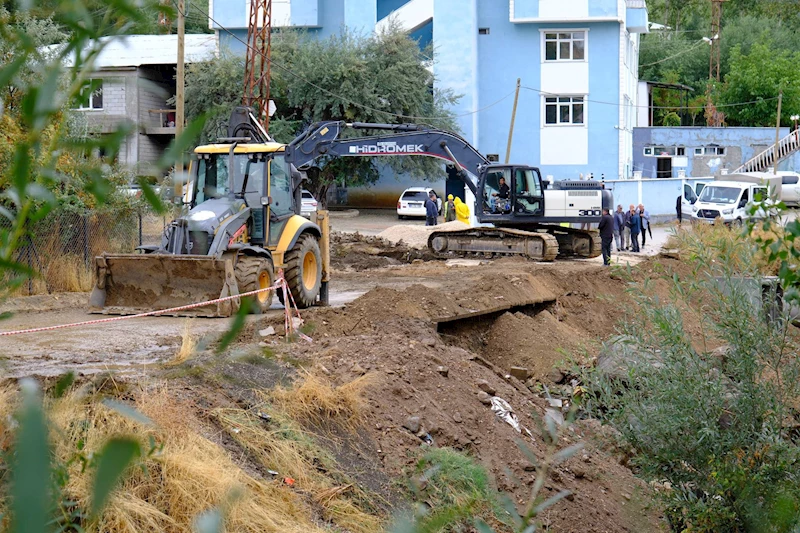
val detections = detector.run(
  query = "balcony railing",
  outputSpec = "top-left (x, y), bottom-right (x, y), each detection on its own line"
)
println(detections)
top-left (145, 109), bottom-right (177, 135)
top-left (626, 0), bottom-right (647, 8)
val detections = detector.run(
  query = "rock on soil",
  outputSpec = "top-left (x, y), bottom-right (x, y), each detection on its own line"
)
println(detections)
top-left (377, 221), bottom-right (469, 249)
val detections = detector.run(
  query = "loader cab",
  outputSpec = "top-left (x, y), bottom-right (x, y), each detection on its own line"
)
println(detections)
top-left (192, 144), bottom-right (296, 248)
top-left (478, 165), bottom-right (544, 220)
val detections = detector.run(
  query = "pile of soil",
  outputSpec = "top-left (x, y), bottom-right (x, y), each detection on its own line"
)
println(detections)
top-left (330, 232), bottom-right (433, 271)
top-left (377, 220), bottom-right (469, 249)
top-left (483, 308), bottom-right (587, 379)
top-left (268, 262), bottom-right (663, 531)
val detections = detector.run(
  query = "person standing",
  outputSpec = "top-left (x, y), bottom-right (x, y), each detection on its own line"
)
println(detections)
top-left (630, 207), bottom-right (641, 252)
top-left (425, 191), bottom-right (439, 226)
top-left (638, 204), bottom-right (651, 248)
top-left (444, 194), bottom-right (456, 222)
top-left (623, 204), bottom-right (635, 250)
top-left (676, 195), bottom-right (682, 226)
top-left (454, 196), bottom-right (470, 225)
top-left (613, 205), bottom-right (624, 252)
top-left (598, 208), bottom-right (614, 266)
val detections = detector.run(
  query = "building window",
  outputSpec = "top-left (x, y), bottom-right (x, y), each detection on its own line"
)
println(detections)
top-left (544, 96), bottom-right (584, 125)
top-left (677, 146), bottom-right (685, 156)
top-left (478, 27), bottom-right (490, 35)
top-left (643, 147), bottom-right (653, 156)
top-left (544, 32), bottom-right (585, 61)
top-left (696, 145), bottom-right (726, 155)
top-left (76, 78), bottom-right (103, 110)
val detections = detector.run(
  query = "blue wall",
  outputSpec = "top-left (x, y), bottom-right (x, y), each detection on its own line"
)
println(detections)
top-left (472, 11), bottom-right (623, 180)
top-left (377, 0), bottom-right (412, 20)
top-left (633, 127), bottom-right (800, 178)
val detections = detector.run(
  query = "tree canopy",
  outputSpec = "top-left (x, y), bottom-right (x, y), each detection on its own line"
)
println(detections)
top-left (640, 0), bottom-right (800, 126)
top-left (182, 27), bottom-right (460, 204)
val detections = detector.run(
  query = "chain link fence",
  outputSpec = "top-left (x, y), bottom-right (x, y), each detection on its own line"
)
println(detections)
top-left (9, 209), bottom-right (171, 295)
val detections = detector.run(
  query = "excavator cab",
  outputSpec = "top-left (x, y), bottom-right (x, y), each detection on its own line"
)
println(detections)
top-left (478, 165), bottom-right (544, 220)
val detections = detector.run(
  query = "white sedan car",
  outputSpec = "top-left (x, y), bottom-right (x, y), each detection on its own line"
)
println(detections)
top-left (396, 187), bottom-right (442, 219)
top-left (301, 189), bottom-right (318, 218)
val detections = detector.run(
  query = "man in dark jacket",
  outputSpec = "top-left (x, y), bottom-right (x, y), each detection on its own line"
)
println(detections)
top-left (598, 208), bottom-right (614, 265)
top-left (425, 191), bottom-right (439, 226)
top-left (613, 205), bottom-right (624, 251)
top-left (630, 208), bottom-right (641, 252)
top-left (676, 195), bottom-right (682, 226)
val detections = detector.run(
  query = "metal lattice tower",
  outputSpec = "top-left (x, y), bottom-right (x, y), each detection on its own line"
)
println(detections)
top-left (243, 0), bottom-right (272, 132)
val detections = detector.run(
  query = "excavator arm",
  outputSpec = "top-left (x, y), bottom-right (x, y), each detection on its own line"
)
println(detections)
top-left (284, 121), bottom-right (488, 195)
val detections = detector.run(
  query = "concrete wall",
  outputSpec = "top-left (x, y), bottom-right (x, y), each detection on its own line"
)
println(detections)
top-left (633, 127), bottom-right (800, 178)
top-left (605, 176), bottom-right (708, 218)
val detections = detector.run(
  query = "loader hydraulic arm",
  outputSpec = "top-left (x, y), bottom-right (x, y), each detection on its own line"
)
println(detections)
top-left (283, 121), bottom-right (489, 195)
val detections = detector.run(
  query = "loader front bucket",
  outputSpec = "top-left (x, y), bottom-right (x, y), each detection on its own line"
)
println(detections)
top-left (89, 254), bottom-right (240, 318)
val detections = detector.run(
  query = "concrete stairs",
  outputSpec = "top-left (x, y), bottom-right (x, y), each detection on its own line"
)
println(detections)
top-left (733, 130), bottom-right (800, 173)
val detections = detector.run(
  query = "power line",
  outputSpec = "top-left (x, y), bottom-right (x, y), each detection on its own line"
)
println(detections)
top-left (639, 39), bottom-right (708, 67)
top-left (520, 86), bottom-right (780, 111)
top-left (186, 0), bottom-right (514, 122)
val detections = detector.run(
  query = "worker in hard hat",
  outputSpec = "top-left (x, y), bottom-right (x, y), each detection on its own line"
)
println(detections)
top-left (454, 196), bottom-right (470, 225)
top-left (444, 194), bottom-right (456, 222)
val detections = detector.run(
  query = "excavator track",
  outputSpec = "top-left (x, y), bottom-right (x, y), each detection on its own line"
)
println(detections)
top-left (427, 225), bottom-right (601, 261)
top-left (531, 224), bottom-right (602, 259)
top-left (427, 227), bottom-right (559, 262)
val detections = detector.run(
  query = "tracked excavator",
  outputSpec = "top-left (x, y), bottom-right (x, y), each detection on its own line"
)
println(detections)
top-left (89, 108), bottom-right (330, 317)
top-left (284, 121), bottom-right (613, 261)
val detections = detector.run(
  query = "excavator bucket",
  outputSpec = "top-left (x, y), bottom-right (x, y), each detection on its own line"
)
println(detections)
top-left (88, 254), bottom-right (240, 318)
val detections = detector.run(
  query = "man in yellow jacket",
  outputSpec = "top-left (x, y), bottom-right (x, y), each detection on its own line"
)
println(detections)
top-left (454, 197), bottom-right (470, 225)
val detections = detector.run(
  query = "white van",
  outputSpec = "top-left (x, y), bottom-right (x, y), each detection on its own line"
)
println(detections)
top-left (691, 179), bottom-right (777, 226)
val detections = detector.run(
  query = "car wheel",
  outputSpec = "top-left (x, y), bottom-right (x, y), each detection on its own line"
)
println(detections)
top-left (398, 214), bottom-right (404, 220)
top-left (733, 217), bottom-right (743, 228)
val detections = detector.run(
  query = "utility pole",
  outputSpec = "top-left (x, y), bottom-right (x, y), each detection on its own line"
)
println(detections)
top-left (504, 78), bottom-right (521, 164)
top-left (774, 91), bottom-right (782, 175)
top-left (705, 0), bottom-right (726, 127)
top-left (175, 0), bottom-right (185, 197)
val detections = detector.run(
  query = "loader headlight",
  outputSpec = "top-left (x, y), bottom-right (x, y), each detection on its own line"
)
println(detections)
top-left (722, 208), bottom-right (734, 215)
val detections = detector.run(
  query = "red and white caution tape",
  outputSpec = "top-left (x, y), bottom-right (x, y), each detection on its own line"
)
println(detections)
top-left (0, 278), bottom-right (309, 339)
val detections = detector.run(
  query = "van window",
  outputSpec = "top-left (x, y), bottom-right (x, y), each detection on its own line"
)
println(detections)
top-left (753, 187), bottom-right (767, 201)
top-left (782, 175), bottom-right (799, 185)
top-left (740, 189), bottom-right (749, 205)
top-left (699, 185), bottom-right (740, 204)
top-left (683, 184), bottom-right (697, 203)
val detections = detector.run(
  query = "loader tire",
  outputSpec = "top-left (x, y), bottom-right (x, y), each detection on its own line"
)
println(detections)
top-left (284, 234), bottom-right (322, 309)
top-left (235, 256), bottom-right (275, 314)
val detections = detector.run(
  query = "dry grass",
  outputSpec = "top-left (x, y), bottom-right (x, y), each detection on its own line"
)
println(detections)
top-left (167, 320), bottom-right (197, 366)
top-left (0, 379), bottom-right (385, 533)
top-left (674, 222), bottom-right (785, 276)
top-left (269, 372), bottom-right (372, 427)
top-left (0, 385), bottom-right (333, 533)
top-left (210, 404), bottom-right (383, 533)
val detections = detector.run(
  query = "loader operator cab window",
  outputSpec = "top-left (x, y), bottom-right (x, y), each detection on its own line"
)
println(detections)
top-left (483, 168), bottom-right (512, 214)
top-left (515, 168), bottom-right (543, 216)
top-left (194, 156), bottom-right (230, 204)
top-left (267, 155), bottom-right (294, 246)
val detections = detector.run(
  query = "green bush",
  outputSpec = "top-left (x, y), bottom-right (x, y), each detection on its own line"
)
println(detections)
top-left (587, 227), bottom-right (800, 532)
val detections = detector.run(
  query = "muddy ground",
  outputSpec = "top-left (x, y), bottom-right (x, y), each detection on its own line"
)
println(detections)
top-left (0, 231), bottom-right (685, 531)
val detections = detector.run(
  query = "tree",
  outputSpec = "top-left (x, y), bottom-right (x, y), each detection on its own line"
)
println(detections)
top-left (182, 26), bottom-right (460, 205)
top-left (720, 41), bottom-right (800, 126)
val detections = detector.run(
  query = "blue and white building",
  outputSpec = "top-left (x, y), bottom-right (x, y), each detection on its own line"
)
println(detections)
top-left (208, 0), bottom-right (649, 204)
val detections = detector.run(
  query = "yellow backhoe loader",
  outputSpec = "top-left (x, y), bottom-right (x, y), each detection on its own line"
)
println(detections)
top-left (89, 107), bottom-right (330, 317)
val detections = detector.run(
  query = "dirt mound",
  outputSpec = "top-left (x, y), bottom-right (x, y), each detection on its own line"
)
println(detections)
top-left (484, 309), bottom-right (587, 379)
top-left (377, 221), bottom-right (468, 249)
top-left (279, 326), bottom-right (662, 532)
top-left (330, 232), bottom-right (433, 271)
